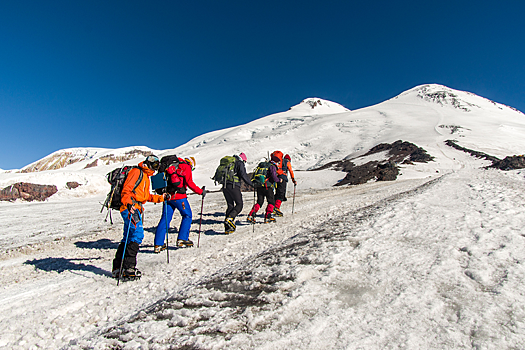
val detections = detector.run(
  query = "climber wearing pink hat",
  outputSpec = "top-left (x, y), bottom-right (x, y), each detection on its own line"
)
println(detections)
top-left (212, 152), bottom-right (254, 234)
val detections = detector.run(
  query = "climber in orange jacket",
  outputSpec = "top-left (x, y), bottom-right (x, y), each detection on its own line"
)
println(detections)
top-left (112, 155), bottom-right (166, 280)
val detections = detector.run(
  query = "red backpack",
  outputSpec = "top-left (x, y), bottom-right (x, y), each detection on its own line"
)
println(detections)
top-left (166, 158), bottom-right (190, 194)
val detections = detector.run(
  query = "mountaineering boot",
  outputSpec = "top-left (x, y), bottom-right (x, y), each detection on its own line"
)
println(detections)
top-left (264, 216), bottom-right (276, 224)
top-left (247, 215), bottom-right (256, 224)
top-left (225, 217), bottom-right (236, 234)
top-left (273, 207), bottom-right (283, 217)
top-left (121, 267), bottom-right (142, 281)
top-left (177, 239), bottom-right (194, 248)
top-left (154, 244), bottom-right (167, 254)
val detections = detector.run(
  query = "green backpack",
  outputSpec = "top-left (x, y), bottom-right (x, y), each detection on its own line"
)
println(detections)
top-left (212, 156), bottom-right (238, 185)
top-left (251, 161), bottom-right (271, 187)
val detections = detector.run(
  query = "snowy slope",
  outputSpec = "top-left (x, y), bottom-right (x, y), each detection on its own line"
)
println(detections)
top-left (2, 169), bottom-right (525, 349)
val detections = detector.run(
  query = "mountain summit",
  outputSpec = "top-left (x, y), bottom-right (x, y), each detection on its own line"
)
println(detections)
top-left (288, 98), bottom-right (350, 114)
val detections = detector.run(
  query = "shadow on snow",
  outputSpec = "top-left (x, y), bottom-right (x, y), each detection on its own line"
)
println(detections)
top-left (74, 238), bottom-right (119, 250)
top-left (25, 257), bottom-right (111, 277)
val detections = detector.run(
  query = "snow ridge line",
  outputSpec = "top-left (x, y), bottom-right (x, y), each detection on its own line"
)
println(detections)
top-left (77, 177), bottom-right (443, 348)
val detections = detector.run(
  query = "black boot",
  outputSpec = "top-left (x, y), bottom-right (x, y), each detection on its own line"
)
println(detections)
top-left (123, 242), bottom-right (140, 270)
top-left (112, 242), bottom-right (125, 274)
top-left (112, 241), bottom-right (140, 278)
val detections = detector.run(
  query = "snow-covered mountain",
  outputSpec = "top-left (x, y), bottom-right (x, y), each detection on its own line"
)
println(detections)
top-left (3, 84), bottom-right (525, 349)
top-left (1, 84), bottom-right (524, 199)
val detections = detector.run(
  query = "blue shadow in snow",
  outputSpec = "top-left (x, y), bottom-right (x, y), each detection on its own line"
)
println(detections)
top-left (25, 257), bottom-right (111, 277)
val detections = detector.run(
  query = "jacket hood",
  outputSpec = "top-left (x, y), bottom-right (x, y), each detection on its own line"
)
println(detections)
top-left (138, 161), bottom-right (155, 176)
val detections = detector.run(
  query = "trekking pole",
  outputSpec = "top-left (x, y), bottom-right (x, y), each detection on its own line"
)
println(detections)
top-left (117, 210), bottom-right (139, 286)
top-left (165, 200), bottom-right (169, 263)
top-left (197, 195), bottom-right (204, 248)
top-left (253, 187), bottom-right (256, 233)
top-left (292, 184), bottom-right (296, 215)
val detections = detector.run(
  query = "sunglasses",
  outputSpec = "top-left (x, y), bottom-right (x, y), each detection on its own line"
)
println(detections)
top-left (150, 161), bottom-right (160, 170)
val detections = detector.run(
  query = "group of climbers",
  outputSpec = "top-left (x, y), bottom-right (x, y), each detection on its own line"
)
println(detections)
top-left (216, 150), bottom-right (296, 230)
top-left (110, 151), bottom-right (295, 281)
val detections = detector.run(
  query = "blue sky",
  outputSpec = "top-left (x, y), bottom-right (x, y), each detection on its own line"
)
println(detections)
top-left (1, 1), bottom-right (524, 170)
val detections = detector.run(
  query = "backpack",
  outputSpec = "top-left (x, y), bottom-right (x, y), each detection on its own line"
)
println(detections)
top-left (103, 165), bottom-right (143, 211)
top-left (158, 155), bottom-right (180, 174)
top-left (251, 161), bottom-right (271, 187)
top-left (154, 155), bottom-right (189, 195)
top-left (212, 156), bottom-right (238, 185)
top-left (281, 158), bottom-right (289, 174)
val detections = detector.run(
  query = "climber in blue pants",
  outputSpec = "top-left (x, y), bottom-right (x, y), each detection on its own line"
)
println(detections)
top-left (154, 197), bottom-right (193, 248)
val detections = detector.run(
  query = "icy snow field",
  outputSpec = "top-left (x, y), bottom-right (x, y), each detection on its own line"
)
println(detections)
top-left (2, 167), bottom-right (525, 349)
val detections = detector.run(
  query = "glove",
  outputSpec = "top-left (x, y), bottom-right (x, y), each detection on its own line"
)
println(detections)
top-left (126, 203), bottom-right (135, 214)
top-left (163, 193), bottom-right (170, 201)
top-left (201, 186), bottom-right (207, 198)
top-left (127, 205), bottom-right (140, 228)
top-left (293, 179), bottom-right (297, 185)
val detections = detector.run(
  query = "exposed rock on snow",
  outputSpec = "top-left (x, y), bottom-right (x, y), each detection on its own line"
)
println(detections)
top-left (416, 85), bottom-right (479, 112)
top-left (84, 159), bottom-right (98, 169)
top-left (444, 140), bottom-right (500, 163)
top-left (0, 182), bottom-right (58, 201)
top-left (66, 182), bottom-right (81, 190)
top-left (490, 155), bottom-right (525, 170)
top-left (444, 140), bottom-right (525, 170)
top-left (314, 140), bottom-right (434, 186)
top-left (20, 148), bottom-right (154, 173)
top-left (98, 149), bottom-right (153, 165)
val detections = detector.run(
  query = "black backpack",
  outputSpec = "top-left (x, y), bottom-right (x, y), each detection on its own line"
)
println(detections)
top-left (158, 155), bottom-right (180, 174)
top-left (154, 155), bottom-right (187, 195)
top-left (282, 158), bottom-right (289, 174)
top-left (103, 165), bottom-right (143, 211)
top-left (251, 161), bottom-right (271, 187)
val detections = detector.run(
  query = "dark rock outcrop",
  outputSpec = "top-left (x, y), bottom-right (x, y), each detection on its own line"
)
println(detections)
top-left (444, 140), bottom-right (525, 170)
top-left (66, 182), bottom-right (81, 190)
top-left (313, 140), bottom-right (433, 186)
top-left (0, 183), bottom-right (58, 202)
top-left (445, 140), bottom-right (500, 163)
top-left (84, 159), bottom-right (98, 169)
top-left (489, 155), bottom-right (525, 170)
